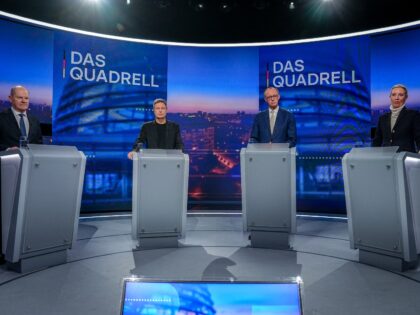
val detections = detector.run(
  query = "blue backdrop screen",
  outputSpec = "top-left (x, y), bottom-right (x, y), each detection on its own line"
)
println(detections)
top-left (260, 37), bottom-right (371, 212)
top-left (370, 27), bottom-right (420, 125)
top-left (52, 32), bottom-right (168, 211)
top-left (1, 15), bottom-right (420, 214)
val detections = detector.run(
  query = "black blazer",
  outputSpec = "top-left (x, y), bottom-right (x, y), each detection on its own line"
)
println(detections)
top-left (372, 107), bottom-right (420, 153)
top-left (132, 120), bottom-right (183, 150)
top-left (0, 108), bottom-right (43, 151)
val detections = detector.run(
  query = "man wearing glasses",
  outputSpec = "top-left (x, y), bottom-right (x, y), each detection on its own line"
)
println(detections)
top-left (250, 86), bottom-right (297, 147)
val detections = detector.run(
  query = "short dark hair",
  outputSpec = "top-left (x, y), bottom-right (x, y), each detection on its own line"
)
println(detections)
top-left (153, 98), bottom-right (167, 109)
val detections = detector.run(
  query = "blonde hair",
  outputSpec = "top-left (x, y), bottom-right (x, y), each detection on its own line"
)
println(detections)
top-left (390, 84), bottom-right (408, 97)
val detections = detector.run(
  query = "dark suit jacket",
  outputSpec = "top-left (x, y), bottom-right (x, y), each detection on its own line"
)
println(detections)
top-left (250, 107), bottom-right (297, 147)
top-left (0, 108), bottom-right (43, 151)
top-left (132, 120), bottom-right (183, 150)
top-left (372, 107), bottom-right (420, 153)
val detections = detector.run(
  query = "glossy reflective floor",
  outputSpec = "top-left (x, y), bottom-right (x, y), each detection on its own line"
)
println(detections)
top-left (1, 214), bottom-right (420, 315)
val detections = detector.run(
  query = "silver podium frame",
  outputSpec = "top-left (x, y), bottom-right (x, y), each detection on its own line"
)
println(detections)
top-left (240, 143), bottom-right (296, 249)
top-left (1, 144), bottom-right (86, 273)
top-left (132, 149), bottom-right (189, 249)
top-left (343, 147), bottom-right (420, 271)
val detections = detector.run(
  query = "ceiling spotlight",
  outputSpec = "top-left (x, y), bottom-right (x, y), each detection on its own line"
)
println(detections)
top-left (126, 0), bottom-right (130, 4)
top-left (219, 0), bottom-right (235, 13)
top-left (289, 1), bottom-right (295, 10)
top-left (189, 0), bottom-right (208, 11)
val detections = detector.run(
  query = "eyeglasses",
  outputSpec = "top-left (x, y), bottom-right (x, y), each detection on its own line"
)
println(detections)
top-left (265, 95), bottom-right (279, 100)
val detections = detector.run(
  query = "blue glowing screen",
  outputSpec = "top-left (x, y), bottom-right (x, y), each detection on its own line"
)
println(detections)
top-left (370, 27), bottom-right (420, 124)
top-left (121, 281), bottom-right (302, 315)
top-left (259, 37), bottom-right (371, 213)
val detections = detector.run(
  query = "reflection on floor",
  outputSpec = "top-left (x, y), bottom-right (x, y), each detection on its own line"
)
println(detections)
top-left (1, 214), bottom-right (420, 315)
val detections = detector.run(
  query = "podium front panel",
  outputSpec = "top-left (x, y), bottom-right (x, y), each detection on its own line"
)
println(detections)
top-left (139, 157), bottom-right (184, 233)
top-left (133, 150), bottom-right (188, 239)
top-left (345, 156), bottom-right (402, 253)
top-left (1, 153), bottom-right (21, 255)
top-left (241, 145), bottom-right (296, 235)
top-left (245, 151), bottom-right (291, 229)
top-left (0, 144), bottom-right (86, 269)
top-left (404, 155), bottom-right (420, 253)
top-left (21, 154), bottom-right (82, 254)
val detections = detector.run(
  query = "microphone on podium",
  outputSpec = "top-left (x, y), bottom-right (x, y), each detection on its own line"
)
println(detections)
top-left (135, 142), bottom-right (144, 152)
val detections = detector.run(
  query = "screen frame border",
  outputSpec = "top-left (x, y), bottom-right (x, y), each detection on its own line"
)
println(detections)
top-left (120, 277), bottom-right (304, 315)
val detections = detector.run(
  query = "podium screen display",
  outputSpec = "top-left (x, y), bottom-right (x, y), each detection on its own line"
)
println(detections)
top-left (121, 280), bottom-right (302, 315)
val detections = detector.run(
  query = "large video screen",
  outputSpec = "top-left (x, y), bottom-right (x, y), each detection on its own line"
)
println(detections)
top-left (1, 14), bottom-right (419, 214)
top-left (121, 280), bottom-right (302, 315)
top-left (260, 37), bottom-right (371, 212)
top-left (0, 19), bottom-right (53, 123)
top-left (370, 27), bottom-right (420, 124)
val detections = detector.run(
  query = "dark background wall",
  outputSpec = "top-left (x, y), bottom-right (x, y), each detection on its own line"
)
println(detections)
top-left (0, 0), bottom-right (419, 43)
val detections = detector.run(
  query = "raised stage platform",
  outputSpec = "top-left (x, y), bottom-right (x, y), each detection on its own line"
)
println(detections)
top-left (1, 214), bottom-right (420, 314)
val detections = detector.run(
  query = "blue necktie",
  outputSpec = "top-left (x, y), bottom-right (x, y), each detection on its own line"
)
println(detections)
top-left (19, 113), bottom-right (27, 137)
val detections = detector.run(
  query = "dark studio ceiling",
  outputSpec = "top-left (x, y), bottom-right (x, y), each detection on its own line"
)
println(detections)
top-left (0, 0), bottom-right (419, 43)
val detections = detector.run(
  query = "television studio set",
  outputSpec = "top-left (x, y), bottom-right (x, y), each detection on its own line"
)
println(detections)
top-left (0, 0), bottom-right (420, 314)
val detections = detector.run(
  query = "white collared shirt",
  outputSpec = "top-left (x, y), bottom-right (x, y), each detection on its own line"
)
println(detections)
top-left (11, 107), bottom-right (30, 136)
top-left (269, 106), bottom-right (279, 123)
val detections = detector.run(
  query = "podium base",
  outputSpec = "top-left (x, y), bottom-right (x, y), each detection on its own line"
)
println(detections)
top-left (7, 250), bottom-right (67, 273)
top-left (250, 230), bottom-right (290, 250)
top-left (359, 250), bottom-right (418, 272)
top-left (138, 236), bottom-right (179, 250)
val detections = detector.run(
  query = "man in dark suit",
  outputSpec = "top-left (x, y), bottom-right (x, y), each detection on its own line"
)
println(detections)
top-left (250, 86), bottom-right (297, 147)
top-left (0, 86), bottom-right (43, 151)
top-left (127, 98), bottom-right (183, 159)
top-left (372, 84), bottom-right (420, 153)
top-left (0, 86), bottom-right (43, 264)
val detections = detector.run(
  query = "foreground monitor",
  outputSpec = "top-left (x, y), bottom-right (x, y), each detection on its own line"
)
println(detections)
top-left (121, 279), bottom-right (303, 315)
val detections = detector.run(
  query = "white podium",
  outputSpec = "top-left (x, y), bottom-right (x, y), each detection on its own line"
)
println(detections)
top-left (0, 144), bottom-right (86, 273)
top-left (132, 149), bottom-right (189, 249)
top-left (343, 147), bottom-right (420, 271)
top-left (240, 143), bottom-right (296, 249)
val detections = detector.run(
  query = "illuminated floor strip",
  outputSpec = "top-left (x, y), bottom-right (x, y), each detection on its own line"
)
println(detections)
top-left (79, 212), bottom-right (347, 221)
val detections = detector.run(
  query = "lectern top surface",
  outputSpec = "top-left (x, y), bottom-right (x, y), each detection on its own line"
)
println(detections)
top-left (0, 144), bottom-right (81, 157)
top-left (246, 143), bottom-right (290, 152)
top-left (27, 144), bottom-right (80, 153)
top-left (139, 149), bottom-right (184, 156)
top-left (120, 279), bottom-right (303, 315)
top-left (348, 146), bottom-right (399, 155)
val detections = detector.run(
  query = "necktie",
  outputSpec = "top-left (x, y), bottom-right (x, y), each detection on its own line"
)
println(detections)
top-left (270, 110), bottom-right (275, 134)
top-left (19, 113), bottom-right (27, 137)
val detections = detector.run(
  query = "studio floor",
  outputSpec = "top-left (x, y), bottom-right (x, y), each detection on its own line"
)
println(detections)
top-left (1, 214), bottom-right (420, 315)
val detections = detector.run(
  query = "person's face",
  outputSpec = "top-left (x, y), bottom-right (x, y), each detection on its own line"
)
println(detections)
top-left (264, 88), bottom-right (280, 109)
top-left (390, 87), bottom-right (407, 109)
top-left (9, 88), bottom-right (29, 113)
top-left (154, 102), bottom-right (167, 120)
